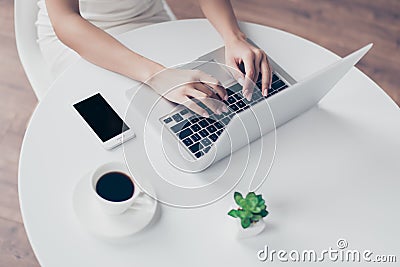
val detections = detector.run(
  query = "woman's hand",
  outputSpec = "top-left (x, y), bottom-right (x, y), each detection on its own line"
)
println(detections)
top-left (225, 34), bottom-right (272, 100)
top-left (146, 68), bottom-right (228, 117)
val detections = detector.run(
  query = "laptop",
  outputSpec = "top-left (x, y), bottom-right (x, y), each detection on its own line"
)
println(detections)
top-left (152, 41), bottom-right (372, 172)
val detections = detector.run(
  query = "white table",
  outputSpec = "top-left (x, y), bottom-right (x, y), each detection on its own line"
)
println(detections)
top-left (19, 19), bottom-right (400, 266)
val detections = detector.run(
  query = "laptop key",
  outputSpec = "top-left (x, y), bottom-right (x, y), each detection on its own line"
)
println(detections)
top-left (233, 93), bottom-right (242, 101)
top-left (182, 138), bottom-right (193, 147)
top-left (209, 133), bottom-right (218, 142)
top-left (189, 116), bottom-right (200, 123)
top-left (172, 113), bottom-right (183, 122)
top-left (272, 80), bottom-right (285, 90)
top-left (178, 128), bottom-right (193, 140)
top-left (163, 117), bottom-right (173, 124)
top-left (191, 133), bottom-right (201, 142)
top-left (272, 74), bottom-right (279, 83)
top-left (195, 151), bottom-right (204, 158)
top-left (229, 83), bottom-right (242, 93)
top-left (215, 113), bottom-right (224, 120)
top-left (206, 125), bottom-right (217, 133)
top-left (227, 96), bottom-right (236, 104)
top-left (190, 124), bottom-right (201, 132)
top-left (256, 81), bottom-right (262, 89)
top-left (206, 117), bottom-right (216, 124)
top-left (268, 90), bottom-right (278, 97)
top-left (226, 88), bottom-right (235, 96)
top-left (198, 119), bottom-right (209, 128)
top-left (222, 117), bottom-right (231, 125)
top-left (216, 130), bottom-right (223, 136)
top-left (201, 138), bottom-right (212, 146)
top-left (189, 142), bottom-right (203, 153)
top-left (278, 85), bottom-right (288, 91)
top-left (199, 129), bottom-right (209, 137)
top-left (237, 100), bottom-right (246, 108)
top-left (203, 146), bottom-right (211, 153)
top-left (180, 109), bottom-right (189, 115)
top-left (170, 119), bottom-right (191, 133)
top-left (214, 122), bottom-right (224, 129)
top-left (229, 104), bottom-right (239, 112)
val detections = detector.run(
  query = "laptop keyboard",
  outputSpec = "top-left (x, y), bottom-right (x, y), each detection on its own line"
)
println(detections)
top-left (161, 73), bottom-right (289, 159)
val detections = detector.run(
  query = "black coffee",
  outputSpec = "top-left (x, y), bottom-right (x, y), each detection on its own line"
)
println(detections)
top-left (96, 172), bottom-right (134, 202)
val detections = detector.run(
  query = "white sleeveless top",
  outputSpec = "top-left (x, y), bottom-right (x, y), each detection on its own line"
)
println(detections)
top-left (36, 0), bottom-right (171, 78)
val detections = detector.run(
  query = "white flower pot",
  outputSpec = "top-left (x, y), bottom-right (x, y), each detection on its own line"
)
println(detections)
top-left (237, 219), bottom-right (265, 239)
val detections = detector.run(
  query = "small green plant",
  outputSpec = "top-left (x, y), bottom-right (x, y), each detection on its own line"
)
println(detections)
top-left (228, 192), bottom-right (268, 229)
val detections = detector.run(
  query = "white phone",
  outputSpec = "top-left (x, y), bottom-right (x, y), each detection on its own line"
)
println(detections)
top-left (73, 93), bottom-right (135, 149)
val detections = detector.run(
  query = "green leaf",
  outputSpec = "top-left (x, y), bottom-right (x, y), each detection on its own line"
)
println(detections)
top-left (244, 209), bottom-right (252, 219)
top-left (258, 204), bottom-right (266, 210)
top-left (252, 206), bottom-right (262, 213)
top-left (241, 218), bottom-right (251, 229)
top-left (234, 192), bottom-right (243, 206)
top-left (228, 209), bottom-right (238, 218)
top-left (260, 210), bottom-right (269, 217)
top-left (248, 196), bottom-right (258, 209)
top-left (239, 198), bottom-right (249, 209)
top-left (237, 209), bottom-right (247, 219)
top-left (246, 192), bottom-right (256, 199)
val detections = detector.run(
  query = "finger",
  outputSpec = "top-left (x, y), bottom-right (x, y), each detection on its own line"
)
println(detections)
top-left (194, 83), bottom-right (227, 114)
top-left (226, 58), bottom-right (245, 83)
top-left (260, 55), bottom-right (272, 96)
top-left (242, 55), bottom-right (257, 101)
top-left (186, 85), bottom-right (224, 116)
top-left (206, 83), bottom-right (228, 102)
top-left (193, 82), bottom-right (217, 99)
top-left (184, 98), bottom-right (209, 118)
top-left (195, 71), bottom-right (228, 101)
top-left (180, 90), bottom-right (209, 117)
top-left (195, 84), bottom-right (226, 115)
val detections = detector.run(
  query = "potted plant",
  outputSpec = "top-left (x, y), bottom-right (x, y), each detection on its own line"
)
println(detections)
top-left (228, 191), bottom-right (269, 238)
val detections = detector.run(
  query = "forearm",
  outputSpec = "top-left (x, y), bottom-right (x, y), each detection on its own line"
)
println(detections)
top-left (46, 1), bottom-right (163, 83)
top-left (197, 0), bottom-right (245, 42)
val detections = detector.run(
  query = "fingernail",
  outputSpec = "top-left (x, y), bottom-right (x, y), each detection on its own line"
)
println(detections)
top-left (246, 93), bottom-right (252, 101)
top-left (224, 95), bottom-right (228, 101)
top-left (263, 90), bottom-right (268, 96)
top-left (202, 112), bottom-right (209, 118)
top-left (215, 108), bottom-right (222, 115)
top-left (222, 105), bottom-right (229, 113)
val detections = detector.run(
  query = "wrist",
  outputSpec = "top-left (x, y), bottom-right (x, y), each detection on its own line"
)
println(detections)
top-left (126, 54), bottom-right (165, 84)
top-left (143, 64), bottom-right (168, 91)
top-left (222, 30), bottom-right (246, 45)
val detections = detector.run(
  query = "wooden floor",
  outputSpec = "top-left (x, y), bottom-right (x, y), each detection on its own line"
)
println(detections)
top-left (0, 0), bottom-right (398, 265)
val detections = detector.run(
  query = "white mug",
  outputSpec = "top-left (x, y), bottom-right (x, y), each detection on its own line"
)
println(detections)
top-left (90, 161), bottom-right (141, 215)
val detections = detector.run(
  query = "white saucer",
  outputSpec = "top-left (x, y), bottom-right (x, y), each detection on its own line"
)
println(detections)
top-left (72, 173), bottom-right (157, 239)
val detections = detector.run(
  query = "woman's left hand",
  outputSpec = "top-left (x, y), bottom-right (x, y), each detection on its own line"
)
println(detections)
top-left (225, 34), bottom-right (272, 100)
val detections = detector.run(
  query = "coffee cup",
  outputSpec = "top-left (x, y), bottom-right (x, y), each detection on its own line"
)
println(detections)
top-left (90, 162), bottom-right (141, 215)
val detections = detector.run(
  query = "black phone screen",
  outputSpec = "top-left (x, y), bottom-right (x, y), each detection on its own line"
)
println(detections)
top-left (73, 93), bottom-right (129, 142)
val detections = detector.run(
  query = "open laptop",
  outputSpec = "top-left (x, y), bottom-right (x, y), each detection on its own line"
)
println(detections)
top-left (156, 41), bottom-right (372, 172)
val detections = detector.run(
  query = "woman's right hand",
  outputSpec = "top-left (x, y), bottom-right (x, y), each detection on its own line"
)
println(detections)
top-left (146, 68), bottom-right (229, 117)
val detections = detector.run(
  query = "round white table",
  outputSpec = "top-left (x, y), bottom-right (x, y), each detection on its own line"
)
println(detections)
top-left (19, 19), bottom-right (400, 266)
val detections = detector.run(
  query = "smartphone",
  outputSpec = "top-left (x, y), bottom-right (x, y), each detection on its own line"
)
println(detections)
top-left (73, 93), bottom-right (135, 149)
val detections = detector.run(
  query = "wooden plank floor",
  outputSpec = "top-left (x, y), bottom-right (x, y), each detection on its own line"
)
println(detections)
top-left (0, 0), bottom-right (398, 265)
